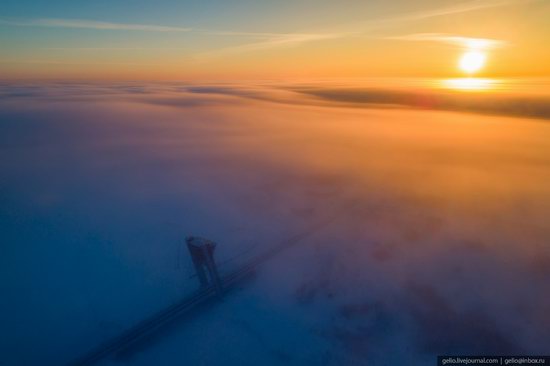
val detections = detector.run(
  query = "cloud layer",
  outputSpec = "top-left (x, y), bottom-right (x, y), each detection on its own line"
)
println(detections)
top-left (1, 81), bottom-right (549, 365)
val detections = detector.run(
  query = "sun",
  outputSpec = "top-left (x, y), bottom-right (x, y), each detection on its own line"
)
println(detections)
top-left (459, 50), bottom-right (486, 74)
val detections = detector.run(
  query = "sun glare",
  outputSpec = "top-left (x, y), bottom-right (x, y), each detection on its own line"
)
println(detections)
top-left (459, 50), bottom-right (486, 74)
top-left (442, 78), bottom-right (495, 91)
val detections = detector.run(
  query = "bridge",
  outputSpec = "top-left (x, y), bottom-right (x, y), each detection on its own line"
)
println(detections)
top-left (68, 217), bottom-right (335, 366)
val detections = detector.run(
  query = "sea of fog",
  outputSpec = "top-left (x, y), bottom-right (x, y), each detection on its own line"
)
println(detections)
top-left (1, 80), bottom-right (549, 365)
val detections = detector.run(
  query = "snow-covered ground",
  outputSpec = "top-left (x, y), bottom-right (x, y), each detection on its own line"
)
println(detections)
top-left (1, 81), bottom-right (549, 365)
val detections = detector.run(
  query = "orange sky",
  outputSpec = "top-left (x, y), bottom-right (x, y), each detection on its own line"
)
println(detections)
top-left (0, 0), bottom-right (549, 80)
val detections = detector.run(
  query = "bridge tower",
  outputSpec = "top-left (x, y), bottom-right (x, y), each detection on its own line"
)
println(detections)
top-left (186, 236), bottom-right (223, 296)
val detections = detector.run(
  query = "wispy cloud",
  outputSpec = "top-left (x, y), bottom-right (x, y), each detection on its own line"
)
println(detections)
top-left (195, 32), bottom-right (345, 59)
top-left (385, 0), bottom-right (522, 23)
top-left (0, 0), bottom-right (533, 59)
top-left (342, 0), bottom-right (535, 33)
top-left (0, 17), bottom-right (341, 55)
top-left (196, 0), bottom-right (528, 58)
top-left (0, 59), bottom-right (165, 66)
top-left (384, 33), bottom-right (508, 49)
top-left (0, 18), bottom-right (191, 32)
top-left (41, 47), bottom-right (182, 51)
top-left (197, 30), bottom-right (312, 38)
top-left (0, 16), bottom-right (341, 61)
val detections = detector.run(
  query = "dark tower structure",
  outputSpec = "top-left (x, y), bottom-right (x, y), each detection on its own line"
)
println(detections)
top-left (186, 236), bottom-right (223, 296)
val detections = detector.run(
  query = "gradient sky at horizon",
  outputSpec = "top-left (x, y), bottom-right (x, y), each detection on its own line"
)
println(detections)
top-left (1, 0), bottom-right (549, 80)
